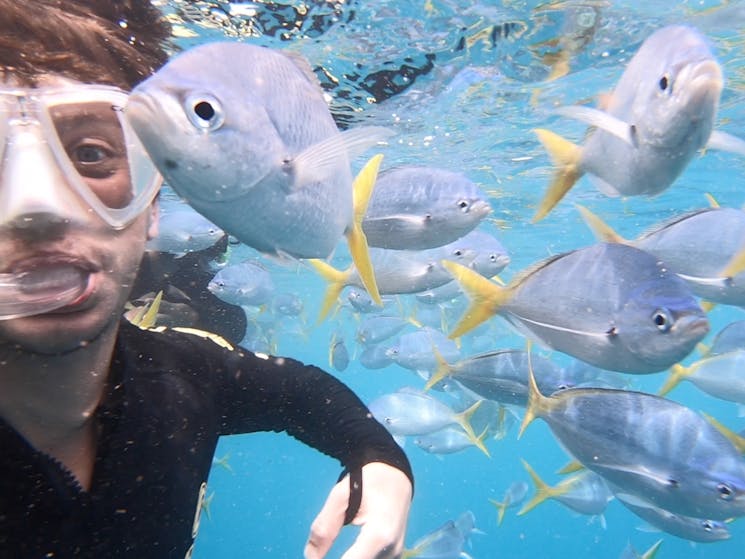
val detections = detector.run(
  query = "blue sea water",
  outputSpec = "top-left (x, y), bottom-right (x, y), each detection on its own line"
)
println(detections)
top-left (154, 1), bottom-right (745, 557)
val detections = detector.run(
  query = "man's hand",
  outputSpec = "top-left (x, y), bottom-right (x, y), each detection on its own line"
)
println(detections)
top-left (304, 462), bottom-right (412, 559)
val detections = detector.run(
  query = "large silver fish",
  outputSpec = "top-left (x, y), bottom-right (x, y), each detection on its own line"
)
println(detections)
top-left (533, 25), bottom-right (745, 221)
top-left (443, 242), bottom-right (708, 373)
top-left (579, 204), bottom-right (745, 307)
top-left (361, 165), bottom-right (491, 250)
top-left (126, 42), bottom-right (389, 302)
top-left (520, 375), bottom-right (745, 520)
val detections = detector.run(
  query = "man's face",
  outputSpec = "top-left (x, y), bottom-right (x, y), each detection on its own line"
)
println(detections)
top-left (0, 76), bottom-right (159, 354)
top-left (0, 210), bottom-right (155, 354)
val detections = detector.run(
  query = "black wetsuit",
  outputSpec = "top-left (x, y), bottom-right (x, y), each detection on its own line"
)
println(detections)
top-left (0, 320), bottom-right (412, 558)
top-left (131, 235), bottom-right (248, 345)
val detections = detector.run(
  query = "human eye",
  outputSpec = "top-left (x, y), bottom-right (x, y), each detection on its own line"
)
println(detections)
top-left (69, 138), bottom-right (118, 174)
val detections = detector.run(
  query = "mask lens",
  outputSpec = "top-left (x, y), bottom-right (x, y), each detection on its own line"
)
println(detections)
top-left (48, 100), bottom-right (134, 209)
top-left (0, 87), bottom-right (162, 230)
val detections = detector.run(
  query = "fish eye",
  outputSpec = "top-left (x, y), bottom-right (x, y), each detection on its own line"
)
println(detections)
top-left (453, 249), bottom-right (463, 257)
top-left (717, 483), bottom-right (734, 500)
top-left (702, 520), bottom-right (713, 532)
top-left (185, 93), bottom-right (225, 131)
top-left (658, 74), bottom-right (670, 92)
top-left (652, 308), bottom-right (672, 332)
top-left (457, 200), bottom-right (470, 211)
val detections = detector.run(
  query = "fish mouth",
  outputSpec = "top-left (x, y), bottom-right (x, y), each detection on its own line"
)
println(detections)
top-left (125, 90), bottom-right (160, 126)
top-left (471, 199), bottom-right (493, 218)
top-left (675, 313), bottom-right (710, 338)
top-left (493, 254), bottom-right (511, 269)
top-left (683, 59), bottom-right (724, 103)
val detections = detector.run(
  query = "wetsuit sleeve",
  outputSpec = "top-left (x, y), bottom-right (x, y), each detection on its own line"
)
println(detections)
top-left (213, 347), bottom-right (413, 485)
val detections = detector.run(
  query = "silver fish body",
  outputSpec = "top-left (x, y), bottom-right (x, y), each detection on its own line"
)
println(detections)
top-left (147, 206), bottom-right (224, 257)
top-left (329, 331), bottom-right (350, 372)
top-left (356, 315), bottom-right (412, 346)
top-left (362, 165), bottom-right (491, 250)
top-left (550, 471), bottom-right (614, 516)
top-left (529, 386), bottom-right (745, 520)
top-left (127, 42), bottom-right (382, 259)
top-left (386, 327), bottom-right (460, 373)
top-left (581, 25), bottom-right (721, 197)
top-left (503, 243), bottom-right (707, 372)
top-left (709, 319), bottom-right (745, 355)
top-left (413, 425), bottom-right (480, 455)
top-left (435, 350), bottom-right (573, 406)
top-left (207, 260), bottom-right (274, 307)
top-left (448, 242), bottom-right (708, 373)
top-left (368, 389), bottom-right (468, 437)
top-left (533, 25), bottom-right (734, 221)
top-left (615, 492), bottom-right (730, 543)
top-left (632, 207), bottom-right (745, 306)
top-left (662, 349), bottom-right (745, 404)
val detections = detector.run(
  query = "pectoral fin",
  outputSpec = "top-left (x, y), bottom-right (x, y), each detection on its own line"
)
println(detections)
top-left (553, 105), bottom-right (638, 147)
top-left (707, 130), bottom-right (745, 157)
top-left (289, 127), bottom-right (394, 191)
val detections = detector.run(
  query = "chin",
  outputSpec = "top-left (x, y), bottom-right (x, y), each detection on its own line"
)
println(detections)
top-left (0, 302), bottom-right (122, 355)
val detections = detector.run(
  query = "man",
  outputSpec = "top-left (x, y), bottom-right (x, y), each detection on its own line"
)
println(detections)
top-left (0, 1), bottom-right (412, 558)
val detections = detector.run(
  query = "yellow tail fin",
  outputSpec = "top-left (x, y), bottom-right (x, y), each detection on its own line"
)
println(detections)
top-left (518, 460), bottom-right (570, 515)
top-left (424, 347), bottom-right (453, 391)
top-left (657, 363), bottom-right (689, 396)
top-left (533, 128), bottom-right (583, 222)
top-left (455, 400), bottom-right (490, 458)
top-left (138, 290), bottom-right (163, 330)
top-left (556, 460), bottom-right (584, 475)
top-left (347, 154), bottom-right (384, 306)
top-left (488, 498), bottom-right (509, 527)
top-left (308, 259), bottom-right (352, 322)
top-left (642, 539), bottom-right (663, 559)
top-left (719, 242), bottom-right (745, 282)
top-left (441, 260), bottom-right (511, 339)
top-left (518, 348), bottom-right (553, 438)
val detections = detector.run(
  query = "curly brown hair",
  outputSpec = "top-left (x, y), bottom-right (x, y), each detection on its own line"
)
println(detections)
top-left (0, 0), bottom-right (173, 89)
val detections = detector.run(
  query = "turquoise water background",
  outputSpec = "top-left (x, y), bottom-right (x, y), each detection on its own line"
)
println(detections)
top-left (155, 1), bottom-right (745, 557)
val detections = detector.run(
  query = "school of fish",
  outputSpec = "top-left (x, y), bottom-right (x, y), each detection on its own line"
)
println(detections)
top-left (126, 6), bottom-right (745, 557)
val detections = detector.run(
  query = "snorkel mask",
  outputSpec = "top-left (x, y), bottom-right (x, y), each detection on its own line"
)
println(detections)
top-left (0, 84), bottom-right (162, 319)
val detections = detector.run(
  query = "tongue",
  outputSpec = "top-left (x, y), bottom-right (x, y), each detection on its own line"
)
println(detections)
top-left (0, 265), bottom-right (88, 320)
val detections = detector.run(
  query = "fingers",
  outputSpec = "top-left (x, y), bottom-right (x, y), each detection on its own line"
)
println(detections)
top-left (339, 521), bottom-right (405, 559)
top-left (304, 475), bottom-right (350, 559)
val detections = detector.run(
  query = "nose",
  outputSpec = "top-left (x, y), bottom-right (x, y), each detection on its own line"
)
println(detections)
top-left (0, 125), bottom-right (94, 233)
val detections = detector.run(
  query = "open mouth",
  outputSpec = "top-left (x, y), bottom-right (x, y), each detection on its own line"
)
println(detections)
top-left (0, 260), bottom-right (93, 319)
